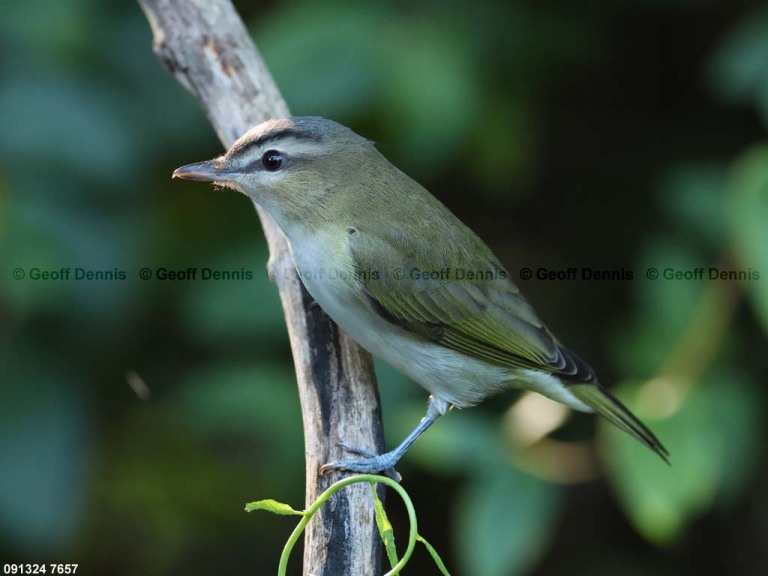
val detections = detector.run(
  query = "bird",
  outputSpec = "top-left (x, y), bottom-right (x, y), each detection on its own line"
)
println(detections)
top-left (173, 116), bottom-right (669, 477)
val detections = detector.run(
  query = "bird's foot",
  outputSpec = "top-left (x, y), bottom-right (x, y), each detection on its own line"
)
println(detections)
top-left (318, 397), bottom-right (447, 482)
top-left (319, 442), bottom-right (402, 482)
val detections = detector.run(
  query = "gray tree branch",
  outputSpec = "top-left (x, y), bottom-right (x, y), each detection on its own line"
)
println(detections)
top-left (137, 1), bottom-right (385, 574)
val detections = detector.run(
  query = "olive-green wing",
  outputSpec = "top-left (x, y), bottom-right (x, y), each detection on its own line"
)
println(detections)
top-left (349, 232), bottom-right (595, 383)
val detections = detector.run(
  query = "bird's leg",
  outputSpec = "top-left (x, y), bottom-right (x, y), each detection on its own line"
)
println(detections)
top-left (319, 395), bottom-right (448, 482)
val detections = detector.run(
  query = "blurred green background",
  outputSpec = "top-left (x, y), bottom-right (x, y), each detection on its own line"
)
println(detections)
top-left (1, 0), bottom-right (767, 574)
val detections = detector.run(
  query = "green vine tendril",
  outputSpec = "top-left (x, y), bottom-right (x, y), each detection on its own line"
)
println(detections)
top-left (246, 474), bottom-right (450, 576)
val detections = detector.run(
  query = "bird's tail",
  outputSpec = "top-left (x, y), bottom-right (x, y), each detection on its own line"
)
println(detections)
top-left (568, 383), bottom-right (670, 463)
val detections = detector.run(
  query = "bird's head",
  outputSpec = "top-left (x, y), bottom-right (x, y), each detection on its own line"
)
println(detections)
top-left (173, 116), bottom-right (380, 232)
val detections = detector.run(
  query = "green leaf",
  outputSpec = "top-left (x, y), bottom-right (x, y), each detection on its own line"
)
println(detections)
top-left (708, 371), bottom-right (763, 507)
top-left (707, 4), bottom-right (768, 127)
top-left (601, 370), bottom-right (762, 544)
top-left (611, 239), bottom-right (707, 375)
top-left (417, 535), bottom-right (452, 576)
top-left (376, 19), bottom-right (480, 173)
top-left (0, 72), bottom-right (141, 180)
top-left (172, 363), bottom-right (305, 484)
top-left (456, 467), bottom-right (562, 576)
top-left (245, 499), bottom-right (304, 516)
top-left (174, 363), bottom-right (299, 437)
top-left (254, 1), bottom-right (386, 118)
top-left (371, 485), bottom-right (399, 569)
top-left (657, 164), bottom-right (728, 251)
top-left (726, 145), bottom-right (768, 337)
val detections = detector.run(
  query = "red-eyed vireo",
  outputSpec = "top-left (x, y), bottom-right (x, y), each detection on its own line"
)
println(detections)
top-left (173, 116), bottom-right (668, 477)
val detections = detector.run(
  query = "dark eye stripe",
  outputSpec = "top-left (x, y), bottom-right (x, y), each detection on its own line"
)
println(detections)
top-left (230, 128), bottom-right (321, 158)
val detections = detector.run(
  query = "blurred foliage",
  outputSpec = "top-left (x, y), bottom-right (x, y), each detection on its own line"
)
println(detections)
top-left (1, 0), bottom-right (767, 575)
top-left (728, 146), bottom-right (768, 335)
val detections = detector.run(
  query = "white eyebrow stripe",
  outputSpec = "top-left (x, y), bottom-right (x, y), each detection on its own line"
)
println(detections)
top-left (267, 138), bottom-right (325, 157)
top-left (236, 137), bottom-right (325, 165)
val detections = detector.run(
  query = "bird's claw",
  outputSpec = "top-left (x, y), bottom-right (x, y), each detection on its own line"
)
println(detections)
top-left (319, 442), bottom-right (402, 482)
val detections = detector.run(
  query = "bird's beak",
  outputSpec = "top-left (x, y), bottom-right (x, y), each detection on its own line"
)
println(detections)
top-left (172, 160), bottom-right (239, 182)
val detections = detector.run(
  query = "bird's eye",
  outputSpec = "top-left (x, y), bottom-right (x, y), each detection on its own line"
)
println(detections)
top-left (261, 150), bottom-right (284, 172)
